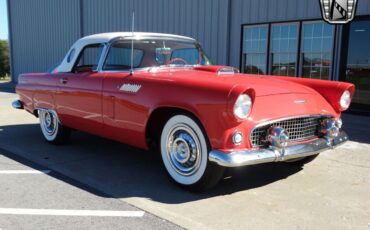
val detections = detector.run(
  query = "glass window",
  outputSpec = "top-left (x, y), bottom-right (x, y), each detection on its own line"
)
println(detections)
top-left (103, 40), bottom-right (211, 71)
top-left (301, 22), bottom-right (333, 80)
top-left (104, 43), bottom-right (144, 70)
top-left (346, 20), bottom-right (370, 106)
top-left (171, 48), bottom-right (203, 65)
top-left (74, 44), bottom-right (104, 72)
top-left (270, 23), bottom-right (298, 76)
top-left (242, 25), bottom-right (268, 75)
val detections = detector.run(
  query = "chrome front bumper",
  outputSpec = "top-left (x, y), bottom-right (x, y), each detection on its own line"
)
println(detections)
top-left (12, 100), bottom-right (23, 109)
top-left (209, 131), bottom-right (348, 167)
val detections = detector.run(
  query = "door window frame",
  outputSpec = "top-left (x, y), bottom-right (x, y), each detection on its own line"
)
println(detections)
top-left (71, 43), bottom-right (107, 73)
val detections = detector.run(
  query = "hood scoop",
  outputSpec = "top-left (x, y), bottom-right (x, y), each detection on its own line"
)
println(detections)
top-left (194, 65), bottom-right (239, 76)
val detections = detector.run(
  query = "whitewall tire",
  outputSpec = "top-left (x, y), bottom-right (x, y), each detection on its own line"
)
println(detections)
top-left (39, 109), bottom-right (71, 145)
top-left (160, 115), bottom-right (224, 191)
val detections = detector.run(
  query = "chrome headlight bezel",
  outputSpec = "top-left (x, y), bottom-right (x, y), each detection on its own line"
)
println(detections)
top-left (340, 90), bottom-right (351, 110)
top-left (233, 94), bottom-right (252, 120)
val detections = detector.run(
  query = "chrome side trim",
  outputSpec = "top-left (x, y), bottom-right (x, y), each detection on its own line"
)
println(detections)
top-left (209, 130), bottom-right (348, 167)
top-left (12, 100), bottom-right (23, 109)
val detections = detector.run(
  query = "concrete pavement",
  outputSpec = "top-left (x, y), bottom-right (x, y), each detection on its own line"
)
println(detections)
top-left (0, 89), bottom-right (369, 230)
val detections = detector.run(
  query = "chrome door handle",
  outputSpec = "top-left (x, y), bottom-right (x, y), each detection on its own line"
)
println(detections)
top-left (60, 78), bottom-right (68, 84)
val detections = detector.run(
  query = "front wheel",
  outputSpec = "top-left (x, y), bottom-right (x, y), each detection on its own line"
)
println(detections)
top-left (39, 109), bottom-right (71, 145)
top-left (160, 115), bottom-right (224, 191)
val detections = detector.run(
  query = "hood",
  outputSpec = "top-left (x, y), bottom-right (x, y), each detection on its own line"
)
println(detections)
top-left (216, 74), bottom-right (316, 97)
top-left (159, 66), bottom-right (317, 97)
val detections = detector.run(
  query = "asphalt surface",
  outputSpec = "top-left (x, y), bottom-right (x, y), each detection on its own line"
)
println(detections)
top-left (0, 86), bottom-right (369, 230)
top-left (0, 91), bottom-right (182, 230)
top-left (0, 151), bottom-right (183, 230)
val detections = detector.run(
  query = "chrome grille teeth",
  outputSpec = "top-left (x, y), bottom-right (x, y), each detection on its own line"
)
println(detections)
top-left (250, 116), bottom-right (326, 147)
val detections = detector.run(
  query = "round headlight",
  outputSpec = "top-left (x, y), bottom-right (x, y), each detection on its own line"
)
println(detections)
top-left (340, 90), bottom-right (351, 110)
top-left (233, 94), bottom-right (252, 119)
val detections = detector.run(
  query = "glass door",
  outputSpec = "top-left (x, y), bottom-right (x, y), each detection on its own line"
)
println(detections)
top-left (301, 21), bottom-right (334, 80)
top-left (346, 20), bottom-right (370, 106)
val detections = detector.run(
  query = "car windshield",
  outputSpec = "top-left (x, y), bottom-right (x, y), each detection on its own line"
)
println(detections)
top-left (103, 39), bottom-right (211, 71)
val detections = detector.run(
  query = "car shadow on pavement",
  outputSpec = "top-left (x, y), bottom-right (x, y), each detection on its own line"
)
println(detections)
top-left (0, 124), bottom-right (304, 204)
top-left (0, 82), bottom-right (16, 93)
top-left (341, 113), bottom-right (370, 144)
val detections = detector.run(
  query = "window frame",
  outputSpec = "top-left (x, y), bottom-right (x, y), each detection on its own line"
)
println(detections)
top-left (240, 20), bottom-right (336, 80)
top-left (72, 43), bottom-right (106, 73)
top-left (102, 41), bottom-right (145, 71)
top-left (299, 20), bottom-right (336, 80)
top-left (241, 24), bottom-right (269, 75)
top-left (269, 22), bottom-right (300, 77)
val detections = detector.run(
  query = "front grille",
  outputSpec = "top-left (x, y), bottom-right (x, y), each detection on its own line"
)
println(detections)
top-left (250, 116), bottom-right (327, 147)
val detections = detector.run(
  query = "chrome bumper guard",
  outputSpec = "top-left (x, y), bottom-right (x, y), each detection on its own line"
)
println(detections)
top-left (12, 100), bottom-right (23, 109)
top-left (209, 131), bottom-right (348, 167)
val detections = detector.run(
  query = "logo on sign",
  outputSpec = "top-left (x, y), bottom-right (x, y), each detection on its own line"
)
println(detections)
top-left (320, 0), bottom-right (358, 24)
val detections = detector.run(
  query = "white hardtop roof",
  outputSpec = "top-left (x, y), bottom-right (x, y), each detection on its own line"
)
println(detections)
top-left (80, 32), bottom-right (196, 43)
top-left (56, 32), bottom-right (196, 73)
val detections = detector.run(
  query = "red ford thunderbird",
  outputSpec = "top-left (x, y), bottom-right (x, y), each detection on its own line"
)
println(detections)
top-left (13, 32), bottom-right (354, 190)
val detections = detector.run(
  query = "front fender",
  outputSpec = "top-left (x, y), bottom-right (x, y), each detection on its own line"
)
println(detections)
top-left (274, 76), bottom-right (355, 112)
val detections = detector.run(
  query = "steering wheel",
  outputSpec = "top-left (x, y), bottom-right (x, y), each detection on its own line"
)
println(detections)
top-left (166, 58), bottom-right (188, 65)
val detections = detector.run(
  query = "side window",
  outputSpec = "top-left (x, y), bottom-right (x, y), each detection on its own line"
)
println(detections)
top-left (73, 44), bottom-right (104, 73)
top-left (103, 42), bottom-right (144, 71)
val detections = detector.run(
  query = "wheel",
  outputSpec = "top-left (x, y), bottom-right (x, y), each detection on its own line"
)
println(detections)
top-left (160, 115), bottom-right (224, 191)
top-left (284, 154), bottom-right (319, 165)
top-left (39, 109), bottom-right (71, 145)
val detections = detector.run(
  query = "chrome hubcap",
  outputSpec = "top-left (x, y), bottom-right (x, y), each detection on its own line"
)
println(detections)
top-left (166, 125), bottom-right (201, 176)
top-left (40, 110), bottom-right (57, 136)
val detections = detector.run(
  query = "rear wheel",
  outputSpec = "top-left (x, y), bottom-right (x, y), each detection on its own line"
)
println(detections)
top-left (160, 115), bottom-right (224, 191)
top-left (39, 109), bottom-right (71, 145)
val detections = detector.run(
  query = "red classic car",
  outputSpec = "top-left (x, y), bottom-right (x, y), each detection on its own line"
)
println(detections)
top-left (13, 32), bottom-right (354, 190)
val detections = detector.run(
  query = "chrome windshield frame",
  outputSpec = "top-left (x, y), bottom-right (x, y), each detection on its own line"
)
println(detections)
top-left (97, 36), bottom-right (210, 73)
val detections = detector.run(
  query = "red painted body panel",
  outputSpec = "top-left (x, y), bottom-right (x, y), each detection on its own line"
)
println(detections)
top-left (54, 72), bottom-right (104, 136)
top-left (16, 65), bottom-right (355, 152)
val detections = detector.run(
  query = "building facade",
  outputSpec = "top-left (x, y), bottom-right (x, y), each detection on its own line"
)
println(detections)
top-left (7, 0), bottom-right (370, 110)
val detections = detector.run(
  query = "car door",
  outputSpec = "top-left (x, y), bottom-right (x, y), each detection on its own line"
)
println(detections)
top-left (55, 43), bottom-right (105, 136)
top-left (100, 41), bottom-right (149, 148)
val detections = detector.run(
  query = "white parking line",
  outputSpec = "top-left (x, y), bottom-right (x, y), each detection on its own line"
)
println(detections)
top-left (0, 208), bottom-right (145, 217)
top-left (0, 170), bottom-right (51, 174)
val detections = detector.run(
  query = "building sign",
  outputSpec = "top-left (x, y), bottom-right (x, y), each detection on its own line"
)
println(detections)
top-left (320, 0), bottom-right (358, 24)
